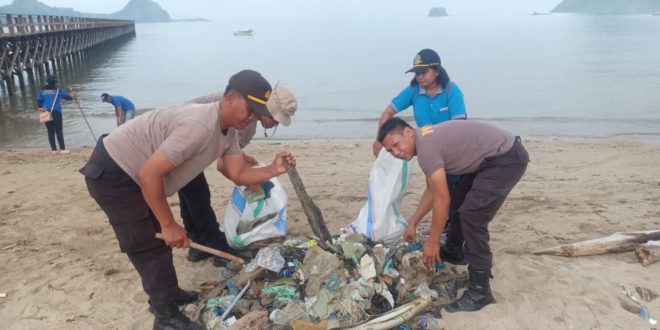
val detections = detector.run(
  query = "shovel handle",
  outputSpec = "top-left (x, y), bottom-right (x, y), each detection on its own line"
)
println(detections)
top-left (155, 233), bottom-right (245, 264)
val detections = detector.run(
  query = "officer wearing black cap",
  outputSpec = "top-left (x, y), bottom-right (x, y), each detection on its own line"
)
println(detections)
top-left (175, 70), bottom-right (285, 267)
top-left (80, 69), bottom-right (295, 330)
top-left (406, 48), bottom-right (442, 73)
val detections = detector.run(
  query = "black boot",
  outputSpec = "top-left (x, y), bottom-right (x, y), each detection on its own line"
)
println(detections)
top-left (440, 243), bottom-right (467, 265)
top-left (152, 304), bottom-right (205, 330)
top-left (187, 248), bottom-right (211, 262)
top-left (440, 220), bottom-right (467, 265)
top-left (149, 289), bottom-right (199, 314)
top-left (206, 236), bottom-right (242, 268)
top-left (445, 269), bottom-right (495, 313)
top-left (188, 235), bottom-right (241, 267)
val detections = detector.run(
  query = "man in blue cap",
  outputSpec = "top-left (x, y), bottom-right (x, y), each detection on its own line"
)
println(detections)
top-left (101, 93), bottom-right (136, 126)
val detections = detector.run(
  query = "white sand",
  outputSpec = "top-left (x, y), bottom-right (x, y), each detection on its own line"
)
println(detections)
top-left (0, 139), bottom-right (659, 329)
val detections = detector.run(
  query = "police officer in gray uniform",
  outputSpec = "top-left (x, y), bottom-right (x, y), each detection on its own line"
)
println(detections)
top-left (80, 70), bottom-right (296, 329)
top-left (378, 117), bottom-right (529, 313)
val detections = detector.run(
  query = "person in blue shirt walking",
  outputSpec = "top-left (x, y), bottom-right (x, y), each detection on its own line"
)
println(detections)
top-left (372, 49), bottom-right (469, 264)
top-left (101, 93), bottom-right (136, 126)
top-left (37, 75), bottom-right (76, 155)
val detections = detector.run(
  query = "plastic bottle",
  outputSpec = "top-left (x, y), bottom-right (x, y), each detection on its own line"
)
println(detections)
top-left (407, 242), bottom-right (423, 251)
top-left (640, 306), bottom-right (658, 325)
top-left (226, 278), bottom-right (238, 296)
top-left (327, 312), bottom-right (340, 330)
top-left (419, 315), bottom-right (444, 329)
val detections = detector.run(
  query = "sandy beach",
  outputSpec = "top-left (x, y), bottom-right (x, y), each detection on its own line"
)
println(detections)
top-left (1, 138), bottom-right (659, 329)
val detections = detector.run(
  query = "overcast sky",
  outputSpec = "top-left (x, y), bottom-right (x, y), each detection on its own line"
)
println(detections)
top-left (0, 0), bottom-right (562, 18)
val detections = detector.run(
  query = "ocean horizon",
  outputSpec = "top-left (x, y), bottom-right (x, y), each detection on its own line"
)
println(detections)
top-left (1, 14), bottom-right (659, 147)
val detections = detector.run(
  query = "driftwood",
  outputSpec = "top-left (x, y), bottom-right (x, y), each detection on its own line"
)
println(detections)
top-left (284, 162), bottom-right (332, 243)
top-left (533, 230), bottom-right (660, 257)
top-left (634, 241), bottom-right (660, 266)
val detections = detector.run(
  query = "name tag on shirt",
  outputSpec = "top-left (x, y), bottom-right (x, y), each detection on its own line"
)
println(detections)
top-left (439, 107), bottom-right (448, 112)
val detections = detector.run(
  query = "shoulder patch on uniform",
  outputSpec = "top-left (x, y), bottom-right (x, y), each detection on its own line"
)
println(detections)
top-left (420, 125), bottom-right (434, 136)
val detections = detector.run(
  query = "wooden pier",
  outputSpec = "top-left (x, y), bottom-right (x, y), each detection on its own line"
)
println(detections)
top-left (0, 13), bottom-right (135, 87)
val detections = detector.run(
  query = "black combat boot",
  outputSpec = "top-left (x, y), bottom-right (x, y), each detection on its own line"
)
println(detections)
top-left (188, 235), bottom-right (241, 267)
top-left (207, 237), bottom-right (242, 267)
top-left (440, 243), bottom-right (467, 265)
top-left (445, 269), bottom-right (495, 313)
top-left (187, 248), bottom-right (211, 262)
top-left (148, 289), bottom-right (198, 314)
top-left (152, 303), bottom-right (205, 330)
top-left (440, 220), bottom-right (467, 265)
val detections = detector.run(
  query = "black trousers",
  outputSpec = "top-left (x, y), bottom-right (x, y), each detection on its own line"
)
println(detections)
top-left (449, 137), bottom-right (529, 270)
top-left (177, 172), bottom-right (236, 253)
top-left (45, 110), bottom-right (65, 150)
top-left (177, 172), bottom-right (222, 244)
top-left (80, 137), bottom-right (180, 307)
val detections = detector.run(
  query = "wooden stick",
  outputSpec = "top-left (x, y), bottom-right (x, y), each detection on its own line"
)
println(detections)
top-left (284, 162), bottom-right (332, 243)
top-left (155, 233), bottom-right (244, 264)
top-left (634, 241), bottom-right (660, 266)
top-left (533, 230), bottom-right (660, 257)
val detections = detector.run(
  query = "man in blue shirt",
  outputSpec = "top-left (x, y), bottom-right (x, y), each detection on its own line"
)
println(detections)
top-left (101, 93), bottom-right (136, 126)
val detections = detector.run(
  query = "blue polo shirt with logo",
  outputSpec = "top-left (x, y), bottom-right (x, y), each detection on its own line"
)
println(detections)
top-left (37, 89), bottom-right (71, 112)
top-left (390, 81), bottom-right (466, 127)
top-left (110, 95), bottom-right (135, 111)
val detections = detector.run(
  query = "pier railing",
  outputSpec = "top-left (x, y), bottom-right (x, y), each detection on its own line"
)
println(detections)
top-left (1, 14), bottom-right (134, 37)
top-left (0, 13), bottom-right (135, 84)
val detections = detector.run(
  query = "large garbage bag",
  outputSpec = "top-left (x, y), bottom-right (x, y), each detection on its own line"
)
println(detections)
top-left (344, 149), bottom-right (412, 244)
top-left (223, 177), bottom-right (288, 249)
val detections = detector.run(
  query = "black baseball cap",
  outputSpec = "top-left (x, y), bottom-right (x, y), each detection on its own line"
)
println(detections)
top-left (406, 49), bottom-right (441, 73)
top-left (227, 70), bottom-right (272, 117)
top-left (101, 93), bottom-right (111, 101)
top-left (46, 75), bottom-right (58, 83)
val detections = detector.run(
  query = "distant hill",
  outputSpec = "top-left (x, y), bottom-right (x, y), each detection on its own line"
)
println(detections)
top-left (0, 0), bottom-right (79, 17)
top-left (428, 7), bottom-right (448, 17)
top-left (552, 0), bottom-right (660, 14)
top-left (110, 0), bottom-right (170, 22)
top-left (0, 0), bottom-right (186, 22)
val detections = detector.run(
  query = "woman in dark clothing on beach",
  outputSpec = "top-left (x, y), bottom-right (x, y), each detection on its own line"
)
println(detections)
top-left (37, 75), bottom-right (76, 155)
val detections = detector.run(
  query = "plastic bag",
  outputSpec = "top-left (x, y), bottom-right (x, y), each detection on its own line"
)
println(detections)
top-left (344, 149), bottom-right (411, 244)
top-left (223, 177), bottom-right (288, 249)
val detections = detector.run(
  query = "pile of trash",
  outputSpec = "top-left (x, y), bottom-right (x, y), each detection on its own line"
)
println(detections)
top-left (186, 233), bottom-right (468, 330)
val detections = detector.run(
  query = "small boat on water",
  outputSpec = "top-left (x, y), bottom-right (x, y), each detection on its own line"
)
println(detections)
top-left (530, 11), bottom-right (551, 15)
top-left (233, 29), bottom-right (254, 36)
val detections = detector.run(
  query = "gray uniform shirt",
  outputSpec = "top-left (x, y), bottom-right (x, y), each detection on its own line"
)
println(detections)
top-left (104, 102), bottom-right (242, 196)
top-left (415, 120), bottom-right (515, 176)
